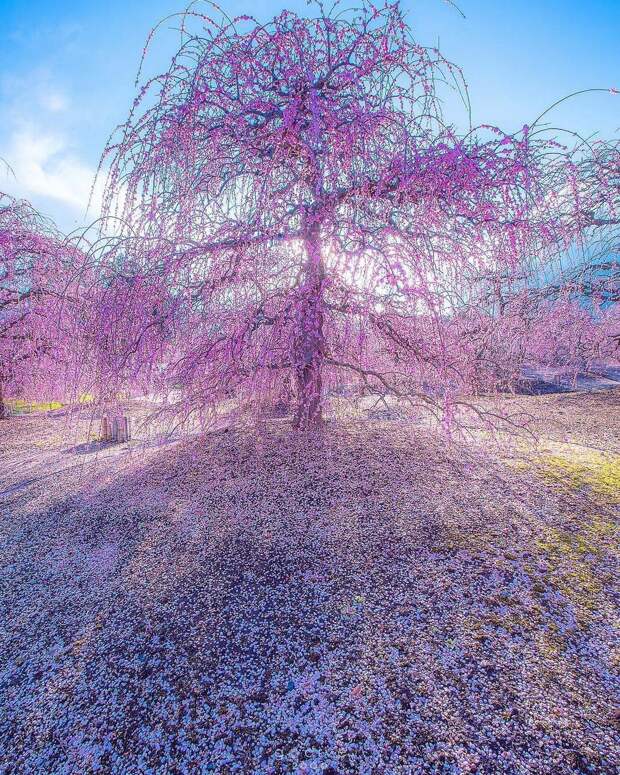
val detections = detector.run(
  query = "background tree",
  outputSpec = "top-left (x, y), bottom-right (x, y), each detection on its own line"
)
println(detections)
top-left (0, 193), bottom-right (81, 417)
top-left (98, 1), bottom-right (618, 430)
top-left (502, 137), bottom-right (620, 368)
top-left (76, 245), bottom-right (179, 410)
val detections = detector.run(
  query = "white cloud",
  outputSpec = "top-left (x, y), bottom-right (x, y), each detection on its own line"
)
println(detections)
top-left (2, 125), bottom-right (105, 220)
top-left (39, 90), bottom-right (69, 113)
top-left (2, 71), bottom-right (70, 116)
top-left (0, 70), bottom-right (107, 230)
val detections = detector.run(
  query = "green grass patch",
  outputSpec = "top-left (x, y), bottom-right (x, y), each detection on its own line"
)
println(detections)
top-left (539, 453), bottom-right (620, 502)
top-left (511, 445), bottom-right (620, 504)
top-left (533, 514), bottom-right (619, 625)
top-left (6, 398), bottom-right (63, 414)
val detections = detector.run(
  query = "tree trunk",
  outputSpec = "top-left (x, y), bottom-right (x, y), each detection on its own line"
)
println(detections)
top-left (293, 220), bottom-right (325, 430)
top-left (0, 380), bottom-right (6, 420)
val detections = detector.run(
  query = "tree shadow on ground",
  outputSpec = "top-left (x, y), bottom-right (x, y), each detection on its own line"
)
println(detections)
top-left (1, 422), bottom-right (618, 774)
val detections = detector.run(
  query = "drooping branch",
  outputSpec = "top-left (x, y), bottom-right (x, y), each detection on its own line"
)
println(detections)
top-left (84, 0), bottom-right (620, 433)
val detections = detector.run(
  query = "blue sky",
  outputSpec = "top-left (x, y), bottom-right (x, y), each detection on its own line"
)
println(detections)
top-left (0, 0), bottom-right (618, 232)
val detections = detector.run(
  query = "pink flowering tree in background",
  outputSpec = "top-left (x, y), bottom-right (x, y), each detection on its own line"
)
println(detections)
top-left (508, 136), bottom-right (620, 373)
top-left (76, 246), bottom-right (179, 409)
top-left (93, 1), bottom-right (619, 431)
top-left (0, 192), bottom-right (84, 417)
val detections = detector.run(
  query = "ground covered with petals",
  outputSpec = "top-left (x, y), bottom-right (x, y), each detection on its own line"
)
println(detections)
top-left (1, 392), bottom-right (619, 774)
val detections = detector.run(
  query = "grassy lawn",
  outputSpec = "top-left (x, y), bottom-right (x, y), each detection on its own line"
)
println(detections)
top-left (5, 398), bottom-right (64, 414)
top-left (4, 393), bottom-right (96, 415)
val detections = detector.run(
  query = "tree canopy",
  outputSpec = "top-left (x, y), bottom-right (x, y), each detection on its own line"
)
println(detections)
top-left (3, 2), bottom-right (619, 432)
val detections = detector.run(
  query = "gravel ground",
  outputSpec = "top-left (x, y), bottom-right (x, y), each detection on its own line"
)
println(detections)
top-left (0, 394), bottom-right (619, 774)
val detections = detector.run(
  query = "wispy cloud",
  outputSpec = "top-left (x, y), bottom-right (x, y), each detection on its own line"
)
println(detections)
top-left (0, 70), bottom-right (105, 229)
top-left (3, 125), bottom-right (104, 217)
top-left (1, 69), bottom-right (71, 117)
top-left (39, 90), bottom-right (70, 113)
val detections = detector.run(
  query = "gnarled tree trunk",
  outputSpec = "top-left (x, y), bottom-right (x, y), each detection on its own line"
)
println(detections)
top-left (293, 221), bottom-right (325, 430)
top-left (0, 379), bottom-right (5, 420)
